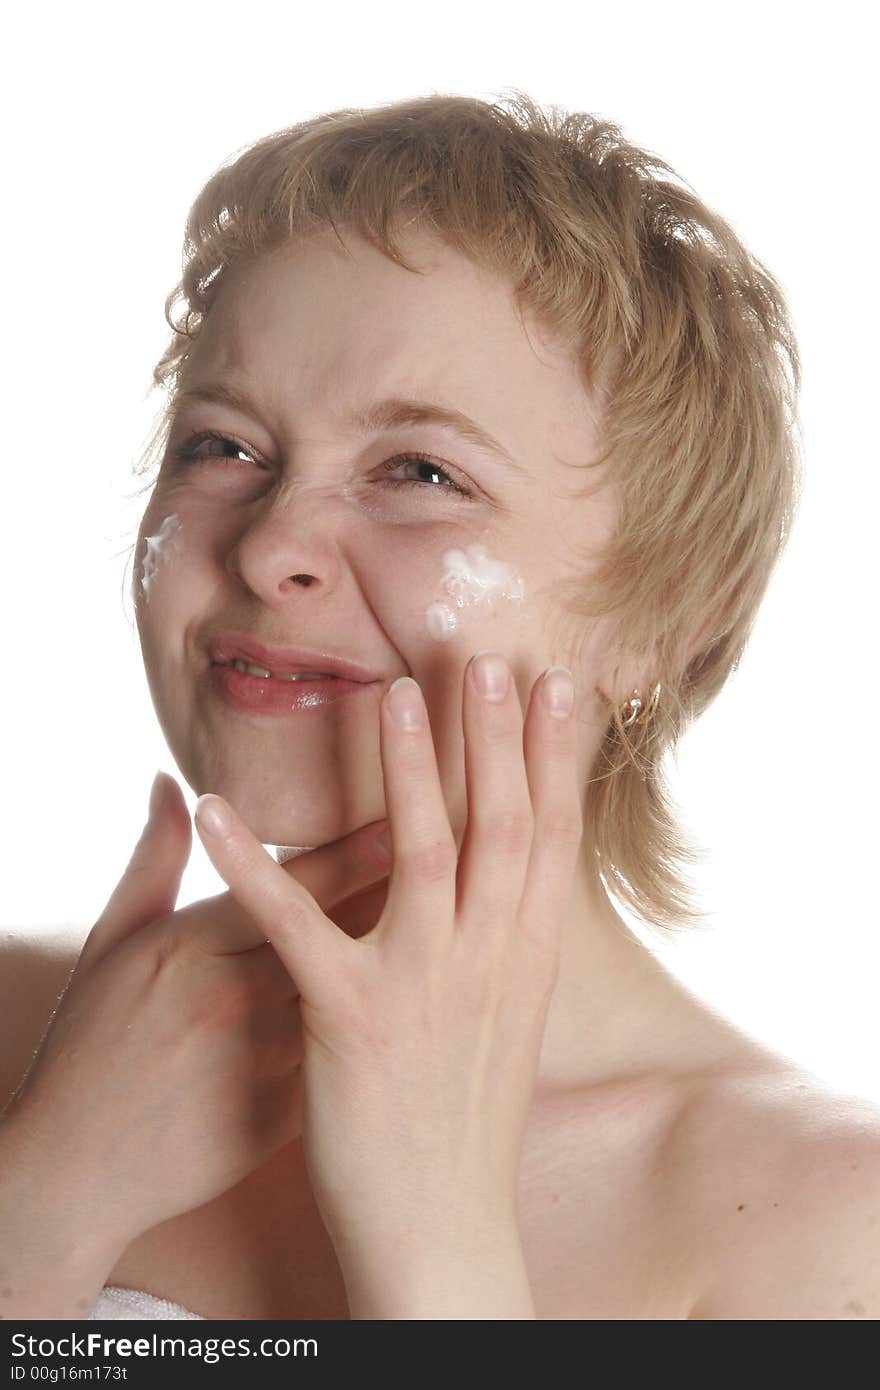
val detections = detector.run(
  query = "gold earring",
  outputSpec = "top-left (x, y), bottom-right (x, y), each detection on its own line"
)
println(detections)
top-left (620, 682), bottom-right (661, 729)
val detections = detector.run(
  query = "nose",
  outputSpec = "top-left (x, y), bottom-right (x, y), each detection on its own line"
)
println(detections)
top-left (225, 482), bottom-right (345, 605)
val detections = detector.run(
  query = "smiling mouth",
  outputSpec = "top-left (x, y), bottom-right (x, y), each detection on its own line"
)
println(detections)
top-left (210, 660), bottom-right (375, 717)
top-left (215, 658), bottom-right (340, 683)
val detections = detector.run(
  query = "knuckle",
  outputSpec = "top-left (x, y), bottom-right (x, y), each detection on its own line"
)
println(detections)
top-left (522, 942), bottom-right (562, 1007)
top-left (538, 804), bottom-right (584, 848)
top-left (145, 923), bottom-right (189, 983)
top-left (123, 857), bottom-right (152, 884)
top-left (486, 804), bottom-right (535, 853)
top-left (141, 925), bottom-right (220, 1005)
top-left (402, 835), bottom-right (458, 883)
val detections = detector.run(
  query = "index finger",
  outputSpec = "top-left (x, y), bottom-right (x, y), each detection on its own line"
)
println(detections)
top-left (277, 818), bottom-right (393, 914)
top-left (193, 793), bottom-right (349, 1000)
top-left (178, 818), bottom-right (394, 955)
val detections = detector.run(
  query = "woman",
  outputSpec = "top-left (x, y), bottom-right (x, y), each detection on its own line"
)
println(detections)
top-left (2, 90), bottom-right (878, 1321)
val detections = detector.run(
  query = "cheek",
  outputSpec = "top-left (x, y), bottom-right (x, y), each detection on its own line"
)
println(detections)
top-left (423, 542), bottom-right (528, 643)
top-left (137, 512), bottom-right (185, 602)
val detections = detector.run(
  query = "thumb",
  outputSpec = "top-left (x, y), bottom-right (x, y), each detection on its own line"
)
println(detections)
top-left (80, 771), bottom-right (192, 969)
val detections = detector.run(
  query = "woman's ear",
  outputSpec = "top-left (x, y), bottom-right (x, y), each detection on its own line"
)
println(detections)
top-left (594, 661), bottom-right (655, 715)
top-left (593, 625), bottom-right (702, 710)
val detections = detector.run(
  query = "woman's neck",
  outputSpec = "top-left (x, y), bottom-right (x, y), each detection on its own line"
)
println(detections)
top-left (276, 848), bottom-right (753, 1098)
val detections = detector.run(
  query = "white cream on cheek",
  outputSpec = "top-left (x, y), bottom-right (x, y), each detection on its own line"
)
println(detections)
top-left (425, 543), bottom-right (526, 641)
top-left (140, 513), bottom-right (184, 599)
top-left (138, 518), bottom-right (522, 845)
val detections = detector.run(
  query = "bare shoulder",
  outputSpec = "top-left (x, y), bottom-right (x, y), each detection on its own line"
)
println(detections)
top-left (0, 924), bottom-right (89, 1111)
top-left (672, 1061), bottom-right (880, 1319)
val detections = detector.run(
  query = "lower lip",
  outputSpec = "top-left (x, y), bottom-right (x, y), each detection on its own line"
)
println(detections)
top-left (211, 664), bottom-right (377, 716)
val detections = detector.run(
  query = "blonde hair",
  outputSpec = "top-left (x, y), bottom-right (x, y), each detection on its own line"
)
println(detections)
top-left (133, 89), bottom-right (804, 941)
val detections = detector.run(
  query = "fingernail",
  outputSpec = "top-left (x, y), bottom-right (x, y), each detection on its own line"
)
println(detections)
top-left (388, 676), bottom-right (426, 731)
top-left (542, 666), bottom-right (575, 718)
top-left (470, 650), bottom-right (509, 702)
top-left (195, 793), bottom-right (230, 837)
top-left (148, 771), bottom-right (166, 820)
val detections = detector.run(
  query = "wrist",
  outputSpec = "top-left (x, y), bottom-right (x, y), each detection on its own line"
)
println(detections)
top-left (337, 1217), bottom-right (536, 1320)
top-left (0, 1105), bottom-right (135, 1270)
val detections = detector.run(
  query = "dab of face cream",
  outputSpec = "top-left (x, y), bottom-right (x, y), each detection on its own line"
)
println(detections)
top-left (425, 543), bottom-right (525, 641)
top-left (140, 514), bottom-right (183, 599)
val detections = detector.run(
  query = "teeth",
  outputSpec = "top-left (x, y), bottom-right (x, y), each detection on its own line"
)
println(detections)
top-left (233, 660), bottom-right (272, 678)
top-left (227, 659), bottom-right (333, 681)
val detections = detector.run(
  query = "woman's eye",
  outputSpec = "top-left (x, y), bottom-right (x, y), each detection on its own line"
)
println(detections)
top-left (379, 452), bottom-right (472, 498)
top-left (171, 431), bottom-right (262, 469)
top-left (170, 432), bottom-right (473, 500)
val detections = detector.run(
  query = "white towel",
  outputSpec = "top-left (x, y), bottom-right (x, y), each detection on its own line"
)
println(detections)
top-left (272, 844), bottom-right (315, 865)
top-left (89, 1285), bottom-right (204, 1320)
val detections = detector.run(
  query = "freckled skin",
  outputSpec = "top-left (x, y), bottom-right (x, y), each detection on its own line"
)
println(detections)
top-left (844, 1299), bottom-right (867, 1316)
top-left (132, 229), bottom-right (711, 1127)
top-left (132, 225), bottom-right (621, 854)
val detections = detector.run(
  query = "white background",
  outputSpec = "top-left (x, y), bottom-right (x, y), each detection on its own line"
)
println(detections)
top-left (2, 2), bottom-right (877, 1102)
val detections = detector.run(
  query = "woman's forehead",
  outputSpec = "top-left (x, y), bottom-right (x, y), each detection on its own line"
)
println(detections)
top-left (195, 228), bottom-right (578, 373)
top-left (187, 248), bottom-right (601, 459)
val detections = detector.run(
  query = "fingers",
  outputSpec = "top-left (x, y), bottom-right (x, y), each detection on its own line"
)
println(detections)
top-left (81, 772), bottom-right (192, 970)
top-left (171, 819), bottom-right (394, 957)
top-left (171, 890), bottom-right (272, 956)
top-left (280, 819), bottom-right (393, 912)
top-left (455, 656), bottom-right (581, 970)
top-left (518, 667), bottom-right (583, 951)
top-left (377, 676), bottom-right (458, 949)
top-left (226, 940), bottom-right (300, 1004)
top-left (193, 793), bottom-right (345, 999)
top-left (374, 656), bottom-right (582, 967)
top-left (455, 651), bottom-right (534, 932)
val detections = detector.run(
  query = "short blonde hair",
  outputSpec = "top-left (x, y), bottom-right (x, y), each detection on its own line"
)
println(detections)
top-left (135, 89), bottom-right (804, 940)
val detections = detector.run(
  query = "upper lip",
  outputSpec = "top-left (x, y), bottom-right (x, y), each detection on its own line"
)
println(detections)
top-left (210, 633), bottom-right (383, 683)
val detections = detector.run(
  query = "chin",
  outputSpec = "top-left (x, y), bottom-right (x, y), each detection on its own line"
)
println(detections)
top-left (187, 775), bottom-right (329, 847)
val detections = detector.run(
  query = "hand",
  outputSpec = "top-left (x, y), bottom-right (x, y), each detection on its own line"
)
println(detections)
top-left (3, 772), bottom-right (394, 1253)
top-left (193, 652), bottom-right (583, 1277)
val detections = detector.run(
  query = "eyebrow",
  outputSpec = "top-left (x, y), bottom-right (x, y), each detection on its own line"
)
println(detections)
top-left (172, 381), bottom-right (527, 477)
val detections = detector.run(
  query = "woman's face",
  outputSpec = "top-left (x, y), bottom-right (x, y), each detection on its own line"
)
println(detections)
top-left (133, 227), bottom-right (619, 848)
